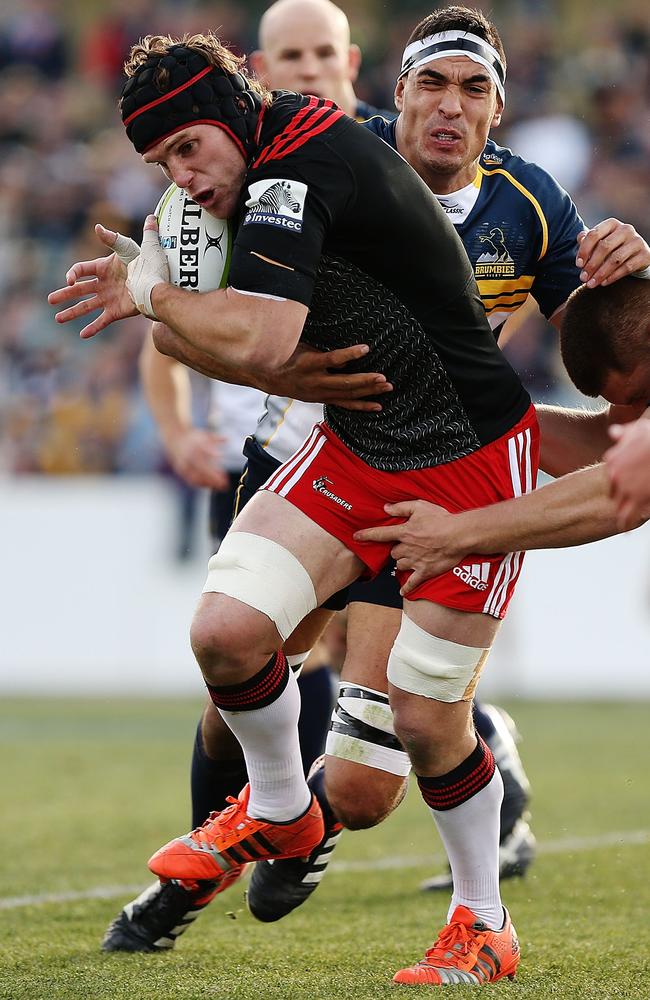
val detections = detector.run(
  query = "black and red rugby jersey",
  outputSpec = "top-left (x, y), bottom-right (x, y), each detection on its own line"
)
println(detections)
top-left (229, 92), bottom-right (531, 472)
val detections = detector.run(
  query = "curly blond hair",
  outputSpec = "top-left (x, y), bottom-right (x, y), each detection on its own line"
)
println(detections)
top-left (123, 32), bottom-right (271, 102)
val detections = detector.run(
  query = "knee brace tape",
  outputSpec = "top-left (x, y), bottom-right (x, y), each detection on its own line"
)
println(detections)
top-left (326, 683), bottom-right (411, 776)
top-left (203, 532), bottom-right (317, 641)
top-left (387, 616), bottom-right (490, 702)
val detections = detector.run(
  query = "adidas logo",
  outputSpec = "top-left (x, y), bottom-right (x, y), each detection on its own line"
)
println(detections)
top-left (453, 563), bottom-right (490, 591)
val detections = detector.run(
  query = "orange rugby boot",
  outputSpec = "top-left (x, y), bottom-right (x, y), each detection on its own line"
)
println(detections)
top-left (148, 784), bottom-right (324, 883)
top-left (393, 905), bottom-right (520, 986)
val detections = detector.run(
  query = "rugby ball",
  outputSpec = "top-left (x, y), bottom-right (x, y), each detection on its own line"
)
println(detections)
top-left (154, 183), bottom-right (232, 292)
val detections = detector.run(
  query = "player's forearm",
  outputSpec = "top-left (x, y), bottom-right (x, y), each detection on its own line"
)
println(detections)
top-left (456, 464), bottom-right (620, 554)
top-left (536, 403), bottom-right (646, 477)
top-left (139, 330), bottom-right (194, 449)
top-left (536, 404), bottom-right (611, 476)
top-left (150, 324), bottom-right (265, 389)
top-left (150, 283), bottom-right (302, 376)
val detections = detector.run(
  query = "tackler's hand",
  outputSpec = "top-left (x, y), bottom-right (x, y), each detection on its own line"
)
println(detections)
top-left (270, 343), bottom-right (393, 411)
top-left (576, 219), bottom-right (650, 288)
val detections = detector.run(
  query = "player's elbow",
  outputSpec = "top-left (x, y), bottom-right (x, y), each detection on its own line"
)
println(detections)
top-left (151, 322), bottom-right (180, 360)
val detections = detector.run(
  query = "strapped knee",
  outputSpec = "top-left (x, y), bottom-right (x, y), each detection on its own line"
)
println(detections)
top-left (203, 531), bottom-right (317, 641)
top-left (387, 616), bottom-right (490, 702)
top-left (326, 682), bottom-right (411, 777)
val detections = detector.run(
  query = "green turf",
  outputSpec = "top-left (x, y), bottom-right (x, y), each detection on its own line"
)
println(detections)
top-left (1, 699), bottom-right (649, 999)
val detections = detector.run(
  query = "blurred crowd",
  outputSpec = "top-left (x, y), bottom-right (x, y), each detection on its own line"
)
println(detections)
top-left (1, 0), bottom-right (649, 478)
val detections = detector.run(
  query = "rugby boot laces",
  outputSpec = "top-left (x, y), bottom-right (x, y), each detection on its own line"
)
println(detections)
top-left (148, 783), bottom-right (324, 884)
top-left (101, 872), bottom-right (244, 952)
top-left (393, 905), bottom-right (520, 986)
top-left (247, 755), bottom-right (343, 922)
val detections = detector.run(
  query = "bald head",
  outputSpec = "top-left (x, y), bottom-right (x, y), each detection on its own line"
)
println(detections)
top-left (250, 0), bottom-right (361, 115)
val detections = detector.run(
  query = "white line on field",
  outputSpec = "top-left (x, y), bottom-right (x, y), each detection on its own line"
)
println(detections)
top-left (1, 828), bottom-right (648, 911)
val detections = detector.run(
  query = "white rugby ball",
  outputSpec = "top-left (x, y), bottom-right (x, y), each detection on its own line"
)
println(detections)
top-left (154, 183), bottom-right (232, 292)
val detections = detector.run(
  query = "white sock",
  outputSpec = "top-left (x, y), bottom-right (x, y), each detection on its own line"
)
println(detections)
top-left (429, 769), bottom-right (504, 928)
top-left (218, 665), bottom-right (311, 822)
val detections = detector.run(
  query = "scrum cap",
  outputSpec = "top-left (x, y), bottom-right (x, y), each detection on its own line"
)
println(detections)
top-left (121, 45), bottom-right (261, 158)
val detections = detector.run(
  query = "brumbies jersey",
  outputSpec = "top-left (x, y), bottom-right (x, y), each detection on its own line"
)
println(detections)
top-left (235, 92), bottom-right (529, 473)
top-left (364, 118), bottom-right (585, 334)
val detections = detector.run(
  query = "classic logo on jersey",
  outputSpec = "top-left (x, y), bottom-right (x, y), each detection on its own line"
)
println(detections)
top-left (244, 179), bottom-right (308, 233)
top-left (475, 226), bottom-right (515, 277)
top-left (453, 563), bottom-right (490, 591)
top-left (438, 198), bottom-right (464, 215)
top-left (312, 476), bottom-right (352, 511)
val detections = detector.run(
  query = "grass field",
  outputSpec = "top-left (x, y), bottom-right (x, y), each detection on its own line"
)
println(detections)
top-left (1, 698), bottom-right (649, 1000)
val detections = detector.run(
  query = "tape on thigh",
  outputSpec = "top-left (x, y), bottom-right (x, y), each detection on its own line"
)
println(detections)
top-left (202, 531), bottom-right (317, 641)
top-left (387, 615), bottom-right (490, 702)
top-left (326, 682), bottom-right (411, 776)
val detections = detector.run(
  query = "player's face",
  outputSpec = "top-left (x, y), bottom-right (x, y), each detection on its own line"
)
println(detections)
top-left (143, 124), bottom-right (247, 218)
top-left (394, 55), bottom-right (502, 194)
top-left (253, 9), bottom-right (359, 111)
top-left (601, 360), bottom-right (650, 406)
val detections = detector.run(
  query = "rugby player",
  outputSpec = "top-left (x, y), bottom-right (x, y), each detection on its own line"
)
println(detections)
top-left (107, 0), bottom-right (539, 956)
top-left (50, 28), bottom-right (542, 984)
top-left (50, 13), bottom-right (648, 984)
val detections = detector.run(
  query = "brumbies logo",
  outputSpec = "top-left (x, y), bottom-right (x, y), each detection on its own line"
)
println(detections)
top-left (475, 226), bottom-right (515, 277)
top-left (244, 178), bottom-right (307, 233)
top-left (312, 476), bottom-right (353, 511)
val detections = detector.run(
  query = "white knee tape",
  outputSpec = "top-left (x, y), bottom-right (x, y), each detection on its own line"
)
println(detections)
top-left (202, 531), bottom-right (317, 641)
top-left (387, 616), bottom-right (490, 702)
top-left (326, 683), bottom-right (411, 777)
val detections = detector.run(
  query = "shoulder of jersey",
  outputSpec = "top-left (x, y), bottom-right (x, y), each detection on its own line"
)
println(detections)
top-left (154, 183), bottom-right (232, 292)
top-left (480, 139), bottom-right (566, 199)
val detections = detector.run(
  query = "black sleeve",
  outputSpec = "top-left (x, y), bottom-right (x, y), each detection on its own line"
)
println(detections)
top-left (228, 149), bottom-right (355, 306)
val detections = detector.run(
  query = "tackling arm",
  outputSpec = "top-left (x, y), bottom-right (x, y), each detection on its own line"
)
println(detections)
top-left (536, 402), bottom-right (646, 477)
top-left (354, 462), bottom-right (639, 595)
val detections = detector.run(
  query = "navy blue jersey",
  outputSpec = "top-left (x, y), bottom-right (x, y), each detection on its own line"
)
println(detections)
top-left (364, 118), bottom-right (585, 333)
top-left (354, 99), bottom-right (395, 123)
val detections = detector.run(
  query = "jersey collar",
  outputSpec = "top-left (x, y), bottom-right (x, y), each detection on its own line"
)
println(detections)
top-left (434, 171), bottom-right (482, 225)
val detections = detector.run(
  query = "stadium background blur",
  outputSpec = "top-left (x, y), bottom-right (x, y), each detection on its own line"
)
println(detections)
top-left (1, 0), bottom-right (649, 696)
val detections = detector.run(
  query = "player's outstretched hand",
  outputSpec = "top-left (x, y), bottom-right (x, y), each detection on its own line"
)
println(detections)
top-left (270, 343), bottom-right (393, 411)
top-left (576, 219), bottom-right (650, 288)
top-left (48, 223), bottom-right (141, 339)
top-left (604, 420), bottom-right (650, 531)
top-left (354, 500), bottom-right (467, 595)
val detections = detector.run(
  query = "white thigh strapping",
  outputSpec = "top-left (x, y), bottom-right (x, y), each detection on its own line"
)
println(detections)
top-left (202, 531), bottom-right (317, 641)
top-left (387, 616), bottom-right (490, 702)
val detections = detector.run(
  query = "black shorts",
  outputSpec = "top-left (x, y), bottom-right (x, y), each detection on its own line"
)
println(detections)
top-left (210, 436), bottom-right (402, 613)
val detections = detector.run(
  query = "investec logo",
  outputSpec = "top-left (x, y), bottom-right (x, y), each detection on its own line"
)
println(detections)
top-left (312, 476), bottom-right (352, 511)
top-left (453, 563), bottom-right (490, 591)
top-left (244, 178), bottom-right (308, 233)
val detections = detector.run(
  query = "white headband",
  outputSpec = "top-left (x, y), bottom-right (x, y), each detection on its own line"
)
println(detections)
top-left (399, 30), bottom-right (506, 105)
